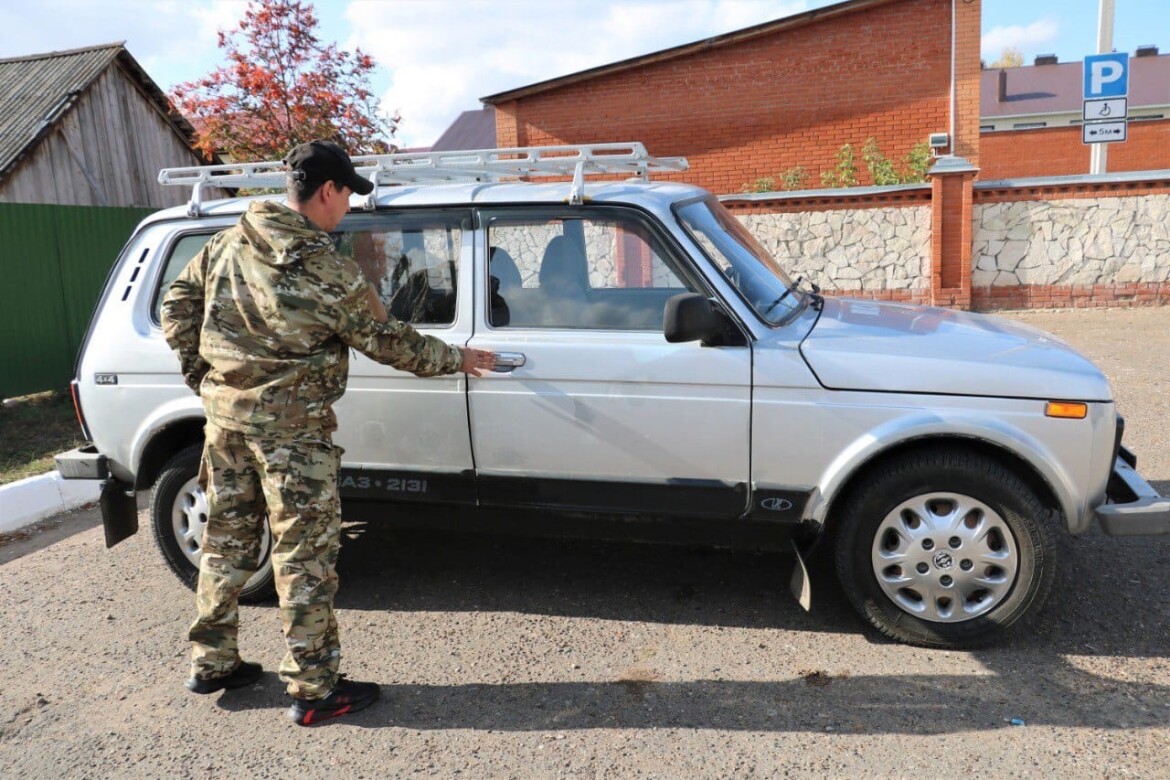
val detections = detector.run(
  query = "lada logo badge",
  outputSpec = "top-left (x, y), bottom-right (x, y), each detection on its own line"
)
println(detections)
top-left (933, 551), bottom-right (954, 570)
top-left (761, 497), bottom-right (793, 512)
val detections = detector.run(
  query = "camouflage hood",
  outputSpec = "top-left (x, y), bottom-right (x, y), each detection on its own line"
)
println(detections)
top-left (239, 200), bottom-right (337, 266)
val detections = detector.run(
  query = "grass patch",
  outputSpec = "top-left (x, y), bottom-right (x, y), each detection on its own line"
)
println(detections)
top-left (1, 391), bottom-right (86, 485)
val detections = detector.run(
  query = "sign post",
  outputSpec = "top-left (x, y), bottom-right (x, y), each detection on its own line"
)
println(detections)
top-left (1087, 0), bottom-right (1121, 173)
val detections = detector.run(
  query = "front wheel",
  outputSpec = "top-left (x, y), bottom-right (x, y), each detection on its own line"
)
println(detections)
top-left (834, 449), bottom-right (1056, 648)
top-left (150, 444), bottom-right (274, 602)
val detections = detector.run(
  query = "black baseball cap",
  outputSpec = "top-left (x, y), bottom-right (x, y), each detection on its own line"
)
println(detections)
top-left (283, 140), bottom-right (373, 196)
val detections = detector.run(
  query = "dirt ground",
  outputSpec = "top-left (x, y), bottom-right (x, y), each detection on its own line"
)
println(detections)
top-left (1, 307), bottom-right (1167, 778)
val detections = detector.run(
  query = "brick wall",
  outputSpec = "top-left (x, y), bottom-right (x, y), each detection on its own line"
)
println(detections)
top-left (980, 120), bottom-right (1170, 180)
top-left (495, 0), bottom-right (973, 195)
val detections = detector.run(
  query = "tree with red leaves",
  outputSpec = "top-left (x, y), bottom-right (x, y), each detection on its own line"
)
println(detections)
top-left (171, 0), bottom-right (397, 161)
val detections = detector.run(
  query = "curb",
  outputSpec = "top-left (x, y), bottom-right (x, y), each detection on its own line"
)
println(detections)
top-left (0, 472), bottom-right (101, 535)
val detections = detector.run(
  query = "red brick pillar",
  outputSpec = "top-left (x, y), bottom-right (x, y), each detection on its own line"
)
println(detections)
top-left (953, 0), bottom-right (982, 168)
top-left (928, 156), bottom-right (978, 309)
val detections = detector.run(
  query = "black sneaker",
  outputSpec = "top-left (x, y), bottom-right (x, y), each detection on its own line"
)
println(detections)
top-left (287, 676), bottom-right (380, 726)
top-left (186, 661), bottom-right (263, 694)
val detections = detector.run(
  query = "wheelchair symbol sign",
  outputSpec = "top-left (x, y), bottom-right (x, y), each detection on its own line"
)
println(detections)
top-left (1083, 98), bottom-right (1128, 122)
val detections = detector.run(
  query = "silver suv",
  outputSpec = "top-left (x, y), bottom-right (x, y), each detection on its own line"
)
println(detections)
top-left (56, 143), bottom-right (1169, 648)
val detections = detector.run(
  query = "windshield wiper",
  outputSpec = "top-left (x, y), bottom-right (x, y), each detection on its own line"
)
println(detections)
top-left (763, 276), bottom-right (802, 316)
top-left (801, 277), bottom-right (825, 311)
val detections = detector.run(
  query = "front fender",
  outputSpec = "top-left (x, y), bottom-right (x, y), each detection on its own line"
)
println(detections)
top-left (807, 411), bottom-right (1080, 531)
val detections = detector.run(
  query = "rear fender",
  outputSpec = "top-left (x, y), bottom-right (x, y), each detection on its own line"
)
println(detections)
top-left (129, 396), bottom-right (206, 490)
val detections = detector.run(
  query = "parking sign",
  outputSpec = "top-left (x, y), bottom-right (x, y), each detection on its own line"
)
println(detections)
top-left (1084, 53), bottom-right (1129, 99)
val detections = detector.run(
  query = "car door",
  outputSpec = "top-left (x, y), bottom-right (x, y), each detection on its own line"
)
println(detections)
top-left (331, 210), bottom-right (477, 504)
top-left (465, 206), bottom-right (752, 518)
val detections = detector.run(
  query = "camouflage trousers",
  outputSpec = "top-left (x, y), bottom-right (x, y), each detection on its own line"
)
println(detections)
top-left (189, 424), bottom-right (343, 699)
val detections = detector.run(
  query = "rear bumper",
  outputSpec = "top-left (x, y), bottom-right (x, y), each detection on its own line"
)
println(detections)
top-left (55, 444), bottom-right (109, 480)
top-left (1096, 448), bottom-right (1170, 536)
top-left (55, 445), bottom-right (138, 547)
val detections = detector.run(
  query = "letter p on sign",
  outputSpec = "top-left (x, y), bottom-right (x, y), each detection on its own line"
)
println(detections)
top-left (1084, 53), bottom-right (1129, 99)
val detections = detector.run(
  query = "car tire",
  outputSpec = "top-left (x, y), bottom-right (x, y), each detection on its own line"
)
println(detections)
top-left (150, 443), bottom-right (274, 602)
top-left (833, 448), bottom-right (1056, 649)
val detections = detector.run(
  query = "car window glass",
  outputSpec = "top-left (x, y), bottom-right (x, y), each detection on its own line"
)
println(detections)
top-left (338, 215), bottom-right (462, 326)
top-left (676, 197), bottom-right (803, 325)
top-left (152, 233), bottom-right (214, 320)
top-left (487, 214), bottom-right (692, 330)
top-left (151, 217), bottom-right (463, 328)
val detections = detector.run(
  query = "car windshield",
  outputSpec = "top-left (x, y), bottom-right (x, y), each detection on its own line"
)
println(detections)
top-left (675, 197), bottom-right (806, 325)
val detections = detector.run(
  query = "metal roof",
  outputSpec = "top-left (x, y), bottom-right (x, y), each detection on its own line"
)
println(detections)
top-left (981, 53), bottom-right (1170, 118)
top-left (431, 108), bottom-right (496, 152)
top-left (0, 42), bottom-right (207, 181)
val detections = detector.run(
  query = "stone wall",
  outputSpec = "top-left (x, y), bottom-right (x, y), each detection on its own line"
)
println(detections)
top-left (737, 206), bottom-right (932, 293)
top-left (972, 195), bottom-right (1170, 287)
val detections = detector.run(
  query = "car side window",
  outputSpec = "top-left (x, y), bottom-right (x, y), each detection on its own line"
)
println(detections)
top-left (151, 233), bottom-right (215, 320)
top-left (151, 214), bottom-right (466, 327)
top-left (487, 213), bottom-right (692, 330)
top-left (339, 214), bottom-right (463, 326)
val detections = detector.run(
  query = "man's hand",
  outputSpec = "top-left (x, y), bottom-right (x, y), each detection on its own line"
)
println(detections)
top-left (461, 346), bottom-right (497, 377)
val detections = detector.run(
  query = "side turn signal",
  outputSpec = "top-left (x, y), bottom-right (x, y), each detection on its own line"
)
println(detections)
top-left (1045, 401), bottom-right (1088, 419)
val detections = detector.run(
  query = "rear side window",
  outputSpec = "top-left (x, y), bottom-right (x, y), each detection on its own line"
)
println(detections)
top-left (151, 213), bottom-right (466, 327)
top-left (152, 233), bottom-right (214, 320)
top-left (338, 213), bottom-right (465, 327)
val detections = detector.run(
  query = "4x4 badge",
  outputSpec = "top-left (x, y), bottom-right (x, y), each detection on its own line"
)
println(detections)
top-left (94, 373), bottom-right (118, 385)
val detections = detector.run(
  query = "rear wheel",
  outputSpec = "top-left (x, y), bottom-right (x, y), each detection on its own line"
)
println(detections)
top-left (834, 449), bottom-right (1056, 648)
top-left (150, 444), bottom-right (273, 602)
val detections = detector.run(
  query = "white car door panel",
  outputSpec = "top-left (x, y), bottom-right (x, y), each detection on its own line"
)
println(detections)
top-left (329, 211), bottom-right (476, 504)
top-left (466, 208), bottom-right (752, 517)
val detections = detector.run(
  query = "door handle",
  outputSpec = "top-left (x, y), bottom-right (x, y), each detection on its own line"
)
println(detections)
top-left (491, 351), bottom-right (527, 372)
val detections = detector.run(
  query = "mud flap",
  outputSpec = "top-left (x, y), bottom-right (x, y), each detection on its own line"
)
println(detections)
top-left (789, 540), bottom-right (812, 611)
top-left (100, 478), bottom-right (138, 548)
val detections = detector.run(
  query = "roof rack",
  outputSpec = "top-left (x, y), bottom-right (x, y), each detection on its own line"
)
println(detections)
top-left (158, 142), bottom-right (689, 216)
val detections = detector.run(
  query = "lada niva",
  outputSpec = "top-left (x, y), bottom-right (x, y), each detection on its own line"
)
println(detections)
top-left (56, 143), bottom-right (1170, 648)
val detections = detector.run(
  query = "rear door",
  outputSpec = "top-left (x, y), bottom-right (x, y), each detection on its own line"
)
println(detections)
top-left (332, 210), bottom-right (477, 504)
top-left (465, 206), bottom-right (753, 518)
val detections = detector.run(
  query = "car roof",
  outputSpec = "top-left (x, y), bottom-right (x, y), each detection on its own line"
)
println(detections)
top-left (140, 180), bottom-right (709, 228)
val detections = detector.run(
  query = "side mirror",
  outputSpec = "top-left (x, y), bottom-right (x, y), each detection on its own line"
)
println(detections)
top-left (664, 293), bottom-right (724, 344)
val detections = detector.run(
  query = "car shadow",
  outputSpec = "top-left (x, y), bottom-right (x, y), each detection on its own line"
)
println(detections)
top-left (332, 507), bottom-right (855, 633)
top-left (215, 506), bottom-right (1170, 733)
top-left (218, 666), bottom-right (1169, 733)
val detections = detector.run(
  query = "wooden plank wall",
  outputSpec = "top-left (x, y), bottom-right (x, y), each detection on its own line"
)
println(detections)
top-left (0, 63), bottom-right (230, 208)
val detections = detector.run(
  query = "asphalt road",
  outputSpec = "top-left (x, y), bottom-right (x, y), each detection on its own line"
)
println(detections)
top-left (1, 307), bottom-right (1167, 778)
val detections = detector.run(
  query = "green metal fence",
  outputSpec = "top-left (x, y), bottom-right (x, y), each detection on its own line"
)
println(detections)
top-left (0, 203), bottom-right (152, 398)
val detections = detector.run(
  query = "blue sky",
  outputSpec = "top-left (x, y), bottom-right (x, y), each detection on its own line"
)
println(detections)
top-left (1, 0), bottom-right (1166, 148)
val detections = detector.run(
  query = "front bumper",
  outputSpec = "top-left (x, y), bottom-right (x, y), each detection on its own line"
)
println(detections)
top-left (1096, 447), bottom-right (1170, 536)
top-left (55, 445), bottom-right (138, 547)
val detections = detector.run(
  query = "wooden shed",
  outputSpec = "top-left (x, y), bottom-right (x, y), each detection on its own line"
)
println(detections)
top-left (0, 42), bottom-right (226, 208)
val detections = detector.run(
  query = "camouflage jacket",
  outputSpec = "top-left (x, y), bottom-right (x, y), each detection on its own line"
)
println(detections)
top-left (160, 200), bottom-right (463, 436)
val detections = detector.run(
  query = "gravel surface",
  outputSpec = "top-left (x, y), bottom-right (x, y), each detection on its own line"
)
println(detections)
top-left (1, 307), bottom-right (1167, 778)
